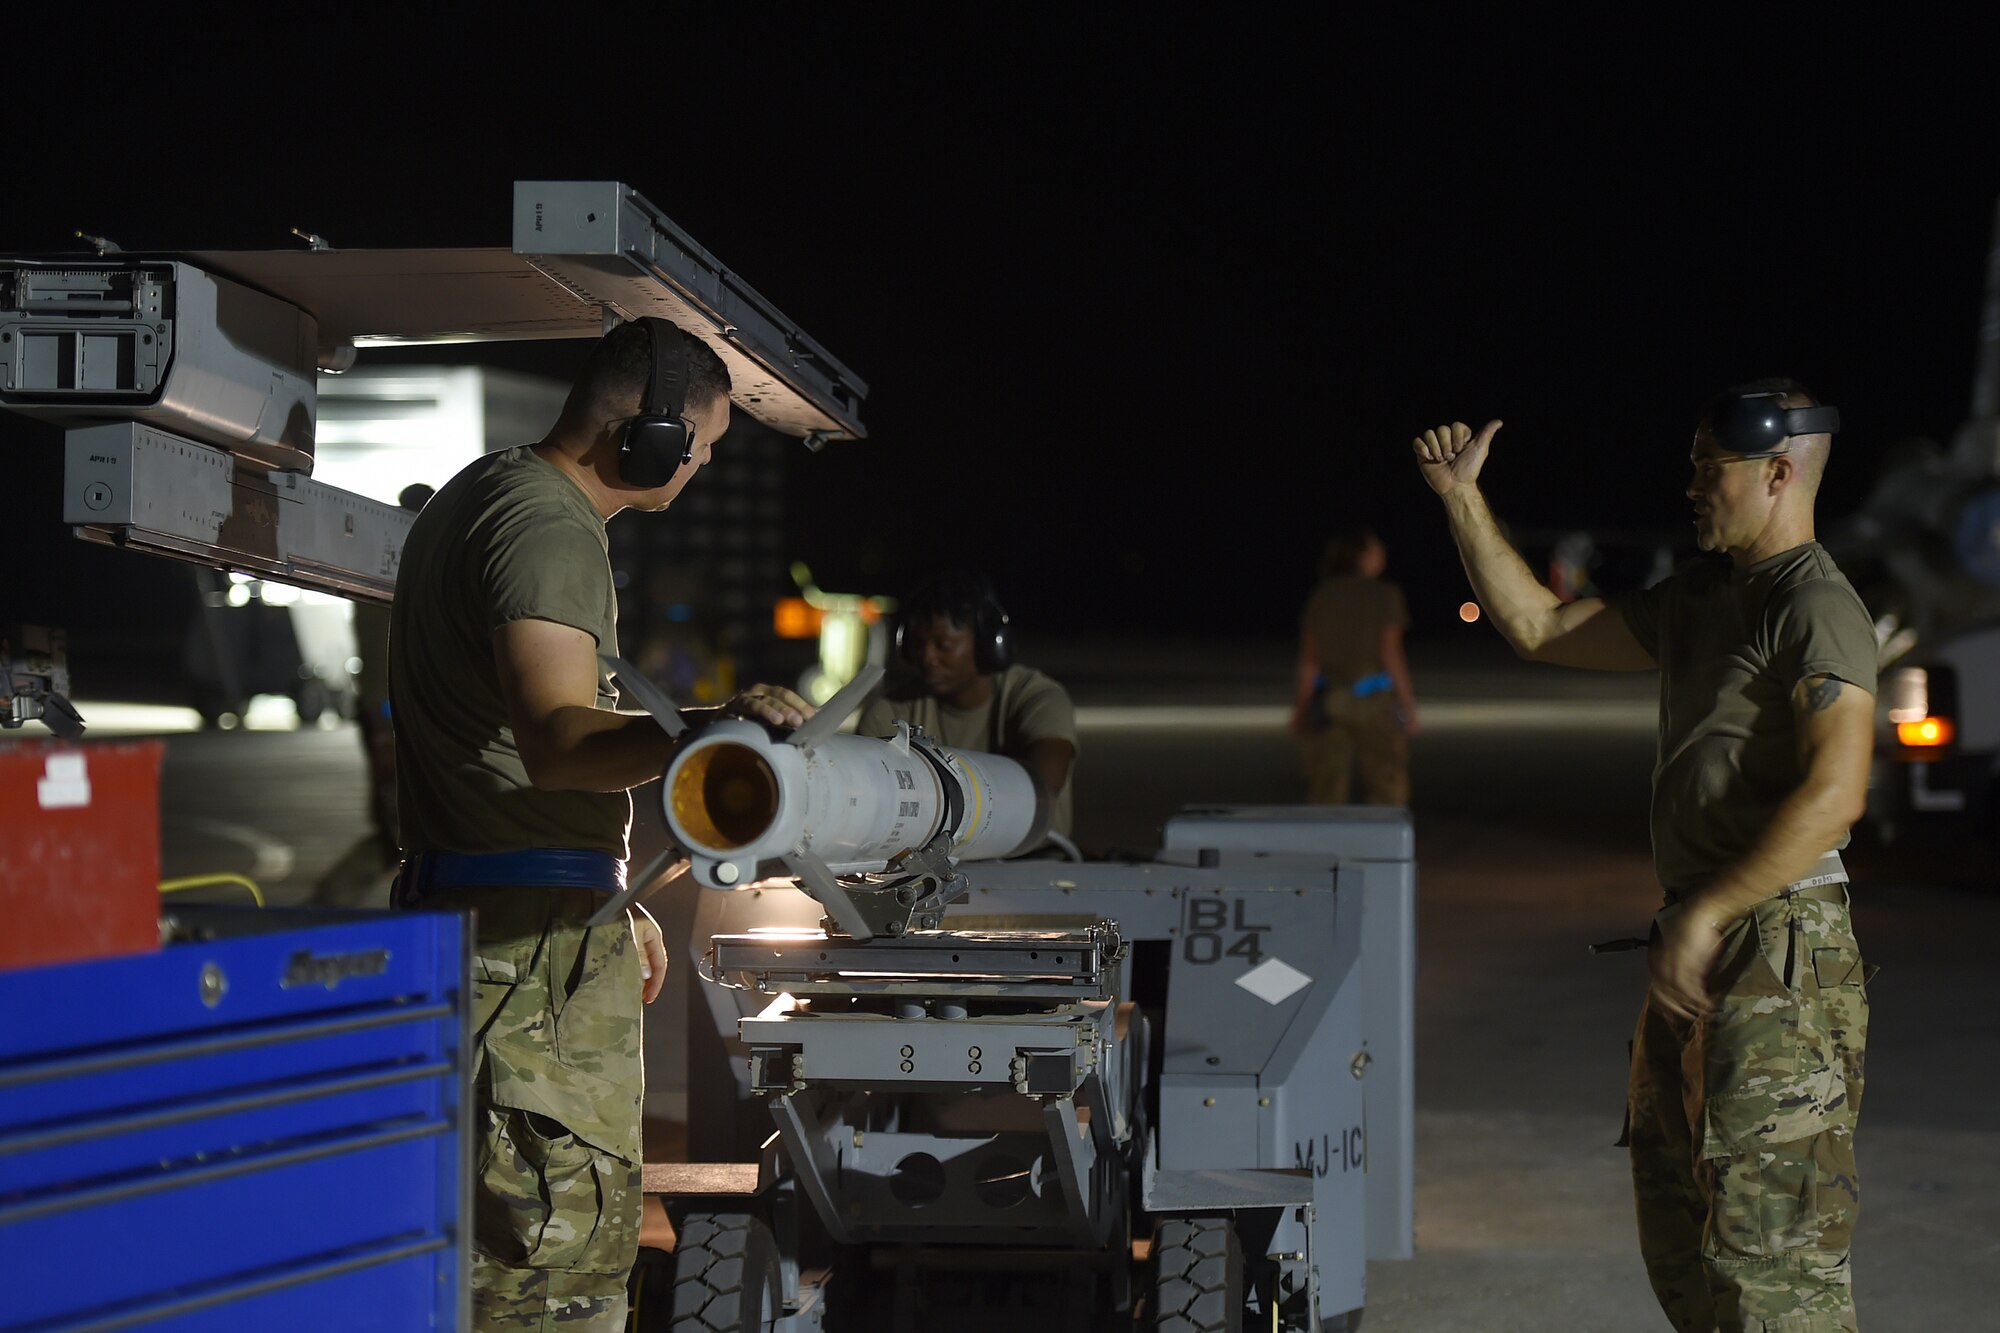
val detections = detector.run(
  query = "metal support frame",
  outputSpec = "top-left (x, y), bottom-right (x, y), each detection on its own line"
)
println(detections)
top-left (766, 1091), bottom-right (857, 1246)
top-left (1039, 1096), bottom-right (1102, 1246)
top-left (713, 925), bottom-right (1120, 1000)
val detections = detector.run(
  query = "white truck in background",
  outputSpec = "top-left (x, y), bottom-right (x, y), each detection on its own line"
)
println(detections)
top-left (1832, 200), bottom-right (2000, 847)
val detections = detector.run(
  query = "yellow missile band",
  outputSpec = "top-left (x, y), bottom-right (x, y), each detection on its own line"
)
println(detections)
top-left (961, 755), bottom-right (985, 840)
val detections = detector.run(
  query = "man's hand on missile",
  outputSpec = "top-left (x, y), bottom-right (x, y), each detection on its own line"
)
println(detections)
top-left (1648, 905), bottom-right (1725, 1023)
top-left (722, 684), bottom-right (815, 729)
top-left (629, 903), bottom-right (668, 1004)
top-left (1413, 420), bottom-right (1503, 497)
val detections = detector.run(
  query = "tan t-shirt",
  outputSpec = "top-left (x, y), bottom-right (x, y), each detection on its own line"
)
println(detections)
top-left (1612, 542), bottom-right (1877, 901)
top-left (854, 665), bottom-right (1079, 840)
top-left (1301, 575), bottom-right (1410, 688)
top-left (390, 446), bottom-right (628, 857)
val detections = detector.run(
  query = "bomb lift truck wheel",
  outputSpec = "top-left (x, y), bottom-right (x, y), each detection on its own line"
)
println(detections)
top-left (1148, 1215), bottom-right (1244, 1333)
top-left (637, 1211), bottom-right (782, 1332)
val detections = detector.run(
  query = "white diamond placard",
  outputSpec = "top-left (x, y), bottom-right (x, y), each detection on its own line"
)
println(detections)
top-left (1234, 956), bottom-right (1311, 1006)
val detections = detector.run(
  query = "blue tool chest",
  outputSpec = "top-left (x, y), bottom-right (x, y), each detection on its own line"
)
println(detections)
top-left (0, 908), bottom-right (469, 1332)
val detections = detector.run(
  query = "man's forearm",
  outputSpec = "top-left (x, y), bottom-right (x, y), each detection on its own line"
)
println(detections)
top-left (1685, 777), bottom-right (1861, 929)
top-left (530, 706), bottom-right (678, 793)
top-left (1439, 486), bottom-right (1565, 656)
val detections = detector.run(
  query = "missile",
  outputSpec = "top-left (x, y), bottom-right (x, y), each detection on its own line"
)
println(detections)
top-left (597, 657), bottom-right (1047, 938)
top-left (665, 717), bottom-right (1042, 884)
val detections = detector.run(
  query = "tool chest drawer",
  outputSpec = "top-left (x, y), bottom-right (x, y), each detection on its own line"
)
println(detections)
top-left (0, 908), bottom-right (470, 1332)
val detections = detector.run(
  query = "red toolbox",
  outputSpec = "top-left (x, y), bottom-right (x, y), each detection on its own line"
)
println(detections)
top-left (0, 739), bottom-right (164, 969)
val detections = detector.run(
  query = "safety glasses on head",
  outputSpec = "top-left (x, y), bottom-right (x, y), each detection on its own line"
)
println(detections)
top-left (1703, 391), bottom-right (1840, 460)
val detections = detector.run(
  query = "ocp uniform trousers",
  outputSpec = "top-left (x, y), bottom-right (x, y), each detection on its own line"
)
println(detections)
top-left (1626, 889), bottom-right (1870, 1333)
top-left (423, 886), bottom-right (646, 1333)
top-left (1301, 690), bottom-right (1409, 805)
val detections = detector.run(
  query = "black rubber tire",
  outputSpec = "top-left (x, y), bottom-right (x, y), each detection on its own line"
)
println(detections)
top-left (658, 1211), bottom-right (781, 1332)
top-left (1149, 1216), bottom-right (1244, 1333)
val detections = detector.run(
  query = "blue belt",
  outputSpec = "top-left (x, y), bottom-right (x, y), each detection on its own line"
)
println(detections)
top-left (398, 848), bottom-right (625, 900)
top-left (1351, 672), bottom-right (1393, 699)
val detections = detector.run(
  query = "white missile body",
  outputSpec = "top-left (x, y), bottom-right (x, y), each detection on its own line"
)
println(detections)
top-left (662, 718), bottom-right (1043, 891)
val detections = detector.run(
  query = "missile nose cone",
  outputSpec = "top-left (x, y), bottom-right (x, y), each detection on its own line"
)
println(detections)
top-left (670, 738), bottom-right (781, 854)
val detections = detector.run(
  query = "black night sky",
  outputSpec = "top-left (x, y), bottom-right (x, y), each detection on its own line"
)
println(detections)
top-left (8, 17), bottom-right (2000, 649)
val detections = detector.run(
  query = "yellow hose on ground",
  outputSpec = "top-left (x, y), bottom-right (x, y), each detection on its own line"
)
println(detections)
top-left (159, 874), bottom-right (266, 908)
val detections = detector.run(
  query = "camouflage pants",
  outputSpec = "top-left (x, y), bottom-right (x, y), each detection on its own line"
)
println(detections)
top-left (1301, 690), bottom-right (1409, 805)
top-left (426, 886), bottom-right (646, 1332)
top-left (1626, 889), bottom-right (1869, 1332)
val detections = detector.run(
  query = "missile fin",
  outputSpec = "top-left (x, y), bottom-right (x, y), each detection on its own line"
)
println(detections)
top-left (786, 663), bottom-right (886, 751)
top-left (783, 850), bottom-right (877, 941)
top-left (585, 847), bottom-right (687, 928)
top-left (601, 654), bottom-right (689, 738)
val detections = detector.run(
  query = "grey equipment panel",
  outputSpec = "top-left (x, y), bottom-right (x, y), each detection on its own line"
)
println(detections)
top-left (512, 181), bottom-right (867, 444)
top-left (183, 247), bottom-right (599, 351)
top-left (0, 260), bottom-right (318, 473)
top-left (64, 422), bottom-right (413, 604)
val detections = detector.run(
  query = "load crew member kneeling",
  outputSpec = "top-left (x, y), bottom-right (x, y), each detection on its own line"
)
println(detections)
top-left (389, 317), bottom-right (813, 1332)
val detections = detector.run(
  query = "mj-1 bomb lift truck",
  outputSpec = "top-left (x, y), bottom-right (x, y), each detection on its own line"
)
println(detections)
top-left (610, 663), bottom-right (1415, 1332)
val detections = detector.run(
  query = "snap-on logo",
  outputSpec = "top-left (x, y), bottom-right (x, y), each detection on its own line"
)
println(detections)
top-left (280, 948), bottom-right (391, 990)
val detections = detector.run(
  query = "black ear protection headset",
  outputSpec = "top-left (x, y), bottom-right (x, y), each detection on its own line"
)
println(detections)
top-left (616, 317), bottom-right (696, 487)
top-left (896, 576), bottom-right (1014, 675)
top-left (1704, 390), bottom-right (1840, 459)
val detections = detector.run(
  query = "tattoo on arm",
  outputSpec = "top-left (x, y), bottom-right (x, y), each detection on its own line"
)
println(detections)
top-left (1804, 676), bottom-right (1844, 713)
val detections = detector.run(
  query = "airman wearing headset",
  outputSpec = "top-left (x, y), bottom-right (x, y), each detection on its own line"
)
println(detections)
top-left (1414, 379), bottom-right (1877, 1332)
top-left (855, 571), bottom-right (1080, 849)
top-left (388, 318), bottom-right (813, 1331)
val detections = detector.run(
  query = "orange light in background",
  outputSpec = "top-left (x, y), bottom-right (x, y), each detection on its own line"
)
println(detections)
top-left (1896, 717), bottom-right (1954, 747)
top-left (1459, 602), bottom-right (1482, 623)
top-left (773, 598), bottom-right (824, 639)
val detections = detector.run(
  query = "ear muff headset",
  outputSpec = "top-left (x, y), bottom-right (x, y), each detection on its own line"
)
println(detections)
top-left (1704, 391), bottom-right (1841, 459)
top-left (617, 317), bottom-right (695, 487)
top-left (896, 579), bottom-right (1014, 675)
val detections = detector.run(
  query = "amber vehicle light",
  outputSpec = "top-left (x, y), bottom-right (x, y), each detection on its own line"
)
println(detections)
top-left (1896, 717), bottom-right (1953, 748)
top-left (773, 598), bottom-right (824, 639)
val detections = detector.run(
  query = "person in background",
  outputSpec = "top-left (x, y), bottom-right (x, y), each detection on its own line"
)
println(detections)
top-left (1290, 526), bottom-right (1418, 804)
top-left (855, 571), bottom-right (1080, 852)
